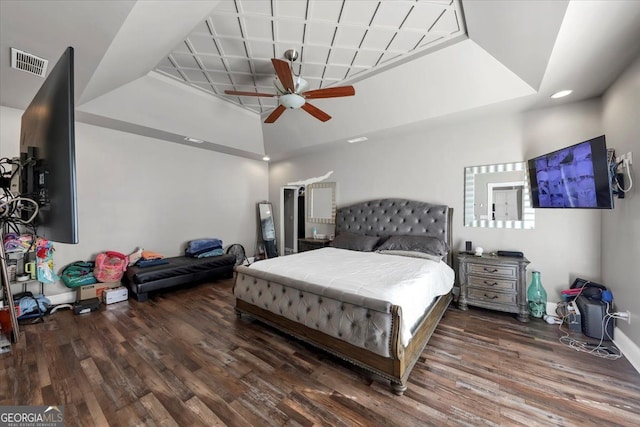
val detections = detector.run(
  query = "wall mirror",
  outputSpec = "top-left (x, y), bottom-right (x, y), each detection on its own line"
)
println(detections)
top-left (307, 182), bottom-right (336, 224)
top-left (464, 162), bottom-right (535, 229)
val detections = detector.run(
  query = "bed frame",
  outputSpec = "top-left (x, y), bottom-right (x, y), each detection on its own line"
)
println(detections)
top-left (234, 199), bottom-right (453, 395)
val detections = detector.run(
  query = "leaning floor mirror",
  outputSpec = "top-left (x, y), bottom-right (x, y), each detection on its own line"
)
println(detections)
top-left (258, 201), bottom-right (278, 258)
top-left (464, 161), bottom-right (535, 229)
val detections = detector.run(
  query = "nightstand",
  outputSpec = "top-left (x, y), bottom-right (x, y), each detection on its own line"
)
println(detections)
top-left (457, 252), bottom-right (530, 322)
top-left (298, 238), bottom-right (331, 252)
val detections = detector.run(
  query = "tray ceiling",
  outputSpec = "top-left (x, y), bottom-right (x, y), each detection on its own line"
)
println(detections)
top-left (155, 0), bottom-right (466, 114)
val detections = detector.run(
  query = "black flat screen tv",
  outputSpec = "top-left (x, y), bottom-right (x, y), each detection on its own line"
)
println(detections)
top-left (19, 46), bottom-right (78, 243)
top-left (527, 135), bottom-right (613, 209)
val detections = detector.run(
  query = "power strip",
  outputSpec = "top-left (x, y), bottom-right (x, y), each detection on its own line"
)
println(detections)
top-left (567, 301), bottom-right (582, 333)
top-left (569, 300), bottom-right (580, 315)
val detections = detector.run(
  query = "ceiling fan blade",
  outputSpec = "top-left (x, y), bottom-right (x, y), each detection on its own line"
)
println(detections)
top-left (302, 86), bottom-right (355, 99)
top-left (264, 105), bottom-right (287, 123)
top-left (271, 58), bottom-right (295, 93)
top-left (224, 90), bottom-right (277, 97)
top-left (301, 102), bottom-right (331, 122)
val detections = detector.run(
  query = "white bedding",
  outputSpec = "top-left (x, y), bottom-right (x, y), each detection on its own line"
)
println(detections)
top-left (247, 247), bottom-right (454, 346)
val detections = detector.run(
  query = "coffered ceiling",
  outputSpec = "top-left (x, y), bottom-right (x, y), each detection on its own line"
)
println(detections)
top-left (156, 0), bottom-right (466, 114)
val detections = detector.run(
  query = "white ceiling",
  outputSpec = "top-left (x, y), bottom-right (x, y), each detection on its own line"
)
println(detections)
top-left (1, 1), bottom-right (640, 161)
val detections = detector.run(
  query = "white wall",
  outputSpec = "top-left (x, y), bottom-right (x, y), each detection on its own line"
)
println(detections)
top-left (1, 106), bottom-right (268, 297)
top-left (269, 99), bottom-right (604, 302)
top-left (521, 99), bottom-right (605, 289)
top-left (602, 53), bottom-right (640, 346)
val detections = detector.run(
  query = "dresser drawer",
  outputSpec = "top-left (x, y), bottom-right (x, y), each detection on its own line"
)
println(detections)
top-left (467, 288), bottom-right (517, 306)
top-left (467, 263), bottom-right (517, 278)
top-left (468, 275), bottom-right (517, 292)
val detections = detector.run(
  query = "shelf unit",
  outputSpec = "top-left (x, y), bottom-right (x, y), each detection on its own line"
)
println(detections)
top-left (0, 243), bottom-right (21, 343)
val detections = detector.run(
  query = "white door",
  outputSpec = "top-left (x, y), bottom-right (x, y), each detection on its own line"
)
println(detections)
top-left (493, 189), bottom-right (519, 220)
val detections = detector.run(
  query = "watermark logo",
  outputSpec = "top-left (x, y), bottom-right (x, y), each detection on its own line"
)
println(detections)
top-left (0, 405), bottom-right (64, 427)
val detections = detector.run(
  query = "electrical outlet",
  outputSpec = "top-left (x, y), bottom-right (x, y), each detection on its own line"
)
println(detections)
top-left (615, 310), bottom-right (631, 324)
top-left (616, 152), bottom-right (633, 167)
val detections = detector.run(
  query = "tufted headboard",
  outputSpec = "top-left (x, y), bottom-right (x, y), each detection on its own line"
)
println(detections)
top-left (335, 198), bottom-right (453, 265)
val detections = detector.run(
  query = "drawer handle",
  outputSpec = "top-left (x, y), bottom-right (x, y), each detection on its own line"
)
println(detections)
top-left (484, 294), bottom-right (499, 299)
top-left (483, 280), bottom-right (498, 286)
top-left (483, 267), bottom-right (498, 273)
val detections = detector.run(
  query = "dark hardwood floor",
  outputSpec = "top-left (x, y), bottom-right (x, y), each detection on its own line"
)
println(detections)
top-left (2, 278), bottom-right (639, 426)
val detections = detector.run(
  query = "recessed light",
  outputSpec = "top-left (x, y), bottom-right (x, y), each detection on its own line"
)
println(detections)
top-left (262, 156), bottom-right (270, 161)
top-left (550, 90), bottom-right (573, 99)
top-left (184, 137), bottom-right (203, 143)
top-left (347, 136), bottom-right (368, 143)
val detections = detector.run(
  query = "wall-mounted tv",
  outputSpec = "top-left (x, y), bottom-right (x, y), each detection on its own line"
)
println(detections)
top-left (19, 46), bottom-right (78, 243)
top-left (527, 135), bottom-right (613, 209)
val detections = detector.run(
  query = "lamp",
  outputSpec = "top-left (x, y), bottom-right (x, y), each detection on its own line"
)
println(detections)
top-left (279, 93), bottom-right (305, 109)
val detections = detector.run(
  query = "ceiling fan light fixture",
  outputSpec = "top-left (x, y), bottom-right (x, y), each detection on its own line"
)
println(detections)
top-left (280, 93), bottom-right (305, 109)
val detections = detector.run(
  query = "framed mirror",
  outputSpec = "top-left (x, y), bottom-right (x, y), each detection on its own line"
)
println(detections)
top-left (307, 182), bottom-right (336, 224)
top-left (464, 162), bottom-right (535, 229)
top-left (258, 202), bottom-right (278, 258)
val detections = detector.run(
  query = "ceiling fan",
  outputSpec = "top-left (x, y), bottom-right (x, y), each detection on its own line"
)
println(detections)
top-left (224, 49), bottom-right (355, 123)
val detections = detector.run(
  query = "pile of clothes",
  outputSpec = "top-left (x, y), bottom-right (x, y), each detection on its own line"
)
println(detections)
top-left (128, 248), bottom-right (168, 268)
top-left (3, 233), bottom-right (36, 252)
top-left (185, 238), bottom-right (224, 258)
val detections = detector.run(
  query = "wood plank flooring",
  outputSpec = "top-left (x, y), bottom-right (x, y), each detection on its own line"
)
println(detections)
top-left (2, 278), bottom-right (639, 426)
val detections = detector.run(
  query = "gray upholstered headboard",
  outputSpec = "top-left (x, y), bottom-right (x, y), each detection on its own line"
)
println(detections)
top-left (335, 198), bottom-right (453, 264)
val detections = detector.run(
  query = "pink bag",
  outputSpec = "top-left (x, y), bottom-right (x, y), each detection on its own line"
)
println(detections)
top-left (94, 251), bottom-right (128, 282)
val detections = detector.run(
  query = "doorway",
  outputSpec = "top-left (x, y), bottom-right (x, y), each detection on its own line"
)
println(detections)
top-left (280, 186), bottom-right (305, 255)
top-left (488, 181), bottom-right (524, 221)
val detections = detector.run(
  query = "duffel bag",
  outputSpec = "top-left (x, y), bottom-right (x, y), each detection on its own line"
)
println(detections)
top-left (61, 261), bottom-right (97, 288)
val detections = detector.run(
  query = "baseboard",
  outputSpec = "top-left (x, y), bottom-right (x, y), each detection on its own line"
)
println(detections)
top-left (613, 327), bottom-right (640, 374)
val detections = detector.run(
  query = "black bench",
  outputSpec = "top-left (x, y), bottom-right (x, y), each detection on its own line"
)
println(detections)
top-left (124, 254), bottom-right (235, 301)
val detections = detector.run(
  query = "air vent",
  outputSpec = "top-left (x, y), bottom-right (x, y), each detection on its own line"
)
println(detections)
top-left (11, 48), bottom-right (48, 77)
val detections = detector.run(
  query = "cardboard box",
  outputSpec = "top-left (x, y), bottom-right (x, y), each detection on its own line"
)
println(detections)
top-left (76, 281), bottom-right (120, 301)
top-left (103, 287), bottom-right (128, 305)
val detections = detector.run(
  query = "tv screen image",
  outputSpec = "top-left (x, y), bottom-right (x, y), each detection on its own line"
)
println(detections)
top-left (527, 135), bottom-right (613, 209)
top-left (19, 46), bottom-right (78, 243)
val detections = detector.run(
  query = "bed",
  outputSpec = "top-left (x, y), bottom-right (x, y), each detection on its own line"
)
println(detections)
top-left (233, 198), bottom-right (454, 395)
